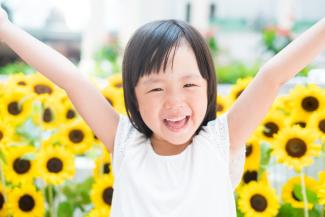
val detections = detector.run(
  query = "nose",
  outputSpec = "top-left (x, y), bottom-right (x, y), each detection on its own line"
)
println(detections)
top-left (163, 90), bottom-right (186, 111)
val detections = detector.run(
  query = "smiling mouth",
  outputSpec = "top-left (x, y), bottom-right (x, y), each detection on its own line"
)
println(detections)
top-left (163, 115), bottom-right (190, 132)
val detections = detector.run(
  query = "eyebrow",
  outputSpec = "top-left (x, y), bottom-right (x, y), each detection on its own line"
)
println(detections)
top-left (141, 74), bottom-right (202, 85)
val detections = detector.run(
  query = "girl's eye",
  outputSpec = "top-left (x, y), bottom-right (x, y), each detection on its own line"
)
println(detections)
top-left (150, 88), bottom-right (163, 92)
top-left (184, 83), bottom-right (196, 88)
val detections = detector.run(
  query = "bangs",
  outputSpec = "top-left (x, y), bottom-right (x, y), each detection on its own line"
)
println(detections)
top-left (137, 22), bottom-right (185, 77)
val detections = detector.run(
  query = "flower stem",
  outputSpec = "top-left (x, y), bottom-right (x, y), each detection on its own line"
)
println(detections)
top-left (300, 169), bottom-right (309, 217)
top-left (49, 185), bottom-right (56, 217)
top-left (0, 160), bottom-right (7, 200)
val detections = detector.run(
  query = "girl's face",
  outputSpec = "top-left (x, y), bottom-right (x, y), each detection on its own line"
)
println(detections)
top-left (135, 44), bottom-right (208, 150)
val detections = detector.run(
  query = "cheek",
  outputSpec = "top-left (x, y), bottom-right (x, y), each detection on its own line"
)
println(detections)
top-left (193, 95), bottom-right (207, 113)
top-left (137, 96), bottom-right (161, 125)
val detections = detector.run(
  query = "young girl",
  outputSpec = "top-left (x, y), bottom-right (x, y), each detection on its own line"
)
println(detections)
top-left (1, 7), bottom-right (325, 216)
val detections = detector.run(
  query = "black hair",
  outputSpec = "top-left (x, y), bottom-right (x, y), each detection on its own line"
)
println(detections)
top-left (122, 19), bottom-right (217, 137)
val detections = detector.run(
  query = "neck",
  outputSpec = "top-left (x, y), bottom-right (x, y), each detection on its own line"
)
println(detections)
top-left (150, 136), bottom-right (192, 156)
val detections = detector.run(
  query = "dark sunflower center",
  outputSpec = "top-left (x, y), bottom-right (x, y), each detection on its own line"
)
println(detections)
top-left (250, 194), bottom-right (267, 212)
top-left (13, 158), bottom-right (31, 174)
top-left (34, 84), bottom-right (52, 95)
top-left (102, 187), bottom-right (113, 205)
top-left (243, 170), bottom-right (258, 184)
top-left (8, 101), bottom-right (22, 115)
top-left (0, 131), bottom-right (3, 141)
top-left (43, 108), bottom-right (53, 122)
top-left (285, 138), bottom-right (307, 158)
top-left (69, 129), bottom-right (84, 143)
top-left (105, 97), bottom-right (114, 106)
top-left (0, 193), bottom-right (4, 209)
top-left (66, 109), bottom-right (76, 119)
top-left (47, 157), bottom-right (63, 173)
top-left (291, 191), bottom-right (301, 201)
top-left (236, 90), bottom-right (244, 99)
top-left (263, 122), bottom-right (279, 137)
top-left (103, 163), bottom-right (111, 174)
top-left (318, 120), bottom-right (325, 133)
top-left (114, 83), bottom-right (122, 88)
top-left (246, 144), bottom-right (253, 157)
top-left (301, 96), bottom-right (319, 112)
top-left (216, 104), bottom-right (224, 112)
top-left (19, 194), bottom-right (35, 212)
top-left (294, 122), bottom-right (306, 128)
top-left (18, 81), bottom-right (27, 86)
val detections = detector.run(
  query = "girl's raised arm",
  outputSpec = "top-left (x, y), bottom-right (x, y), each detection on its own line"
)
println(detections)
top-left (227, 18), bottom-right (325, 156)
top-left (0, 7), bottom-right (119, 153)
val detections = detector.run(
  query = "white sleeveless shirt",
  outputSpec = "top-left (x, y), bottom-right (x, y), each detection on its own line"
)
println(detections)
top-left (109, 113), bottom-right (246, 217)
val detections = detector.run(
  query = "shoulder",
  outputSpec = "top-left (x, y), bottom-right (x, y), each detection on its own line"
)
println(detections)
top-left (198, 113), bottom-right (229, 144)
top-left (113, 114), bottom-right (144, 148)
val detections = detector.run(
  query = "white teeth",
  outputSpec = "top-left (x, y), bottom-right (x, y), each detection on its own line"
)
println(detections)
top-left (165, 116), bottom-right (187, 122)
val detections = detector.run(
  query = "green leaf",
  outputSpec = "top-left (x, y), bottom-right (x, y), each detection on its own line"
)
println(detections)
top-left (44, 185), bottom-right (57, 204)
top-left (0, 149), bottom-right (7, 164)
top-left (293, 184), bottom-right (319, 204)
top-left (0, 62), bottom-right (33, 75)
top-left (258, 142), bottom-right (272, 177)
top-left (61, 177), bottom-right (94, 205)
top-left (276, 203), bottom-right (295, 217)
top-left (57, 201), bottom-right (74, 217)
top-left (277, 202), bottom-right (321, 217)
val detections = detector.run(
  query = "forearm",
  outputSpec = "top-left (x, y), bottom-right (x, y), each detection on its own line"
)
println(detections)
top-left (261, 18), bottom-right (325, 86)
top-left (0, 22), bottom-right (81, 90)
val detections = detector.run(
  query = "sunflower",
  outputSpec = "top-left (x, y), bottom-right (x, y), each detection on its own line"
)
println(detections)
top-left (287, 111), bottom-right (311, 128)
top-left (216, 95), bottom-right (231, 115)
top-left (93, 149), bottom-right (113, 179)
top-left (101, 85), bottom-right (124, 108)
top-left (236, 166), bottom-right (269, 193)
top-left (0, 88), bottom-right (34, 126)
top-left (113, 101), bottom-right (126, 114)
top-left (317, 171), bottom-right (325, 205)
top-left (271, 95), bottom-right (293, 114)
top-left (258, 110), bottom-right (288, 143)
top-left (238, 181), bottom-right (279, 217)
top-left (0, 83), bottom-right (5, 98)
top-left (229, 77), bottom-right (253, 102)
top-left (37, 146), bottom-right (75, 185)
top-left (27, 72), bottom-right (58, 102)
top-left (32, 97), bottom-right (64, 130)
top-left (59, 118), bottom-right (95, 154)
top-left (7, 184), bottom-right (45, 217)
top-left (272, 125), bottom-right (321, 172)
top-left (107, 73), bottom-right (123, 90)
top-left (91, 175), bottom-right (114, 209)
top-left (0, 184), bottom-right (8, 216)
top-left (0, 120), bottom-right (15, 147)
top-left (86, 207), bottom-right (111, 217)
top-left (40, 133), bottom-right (62, 149)
top-left (244, 134), bottom-right (261, 170)
top-left (3, 146), bottom-right (38, 184)
top-left (62, 99), bottom-right (79, 122)
top-left (308, 111), bottom-right (325, 142)
top-left (282, 175), bottom-right (318, 209)
top-left (6, 73), bottom-right (30, 90)
top-left (288, 84), bottom-right (325, 116)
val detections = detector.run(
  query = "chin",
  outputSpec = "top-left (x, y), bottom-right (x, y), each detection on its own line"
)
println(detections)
top-left (165, 134), bottom-right (194, 146)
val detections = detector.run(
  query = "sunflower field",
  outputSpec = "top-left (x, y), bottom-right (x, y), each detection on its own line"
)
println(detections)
top-left (218, 77), bottom-right (325, 217)
top-left (0, 72), bottom-right (324, 217)
top-left (0, 72), bottom-right (124, 216)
